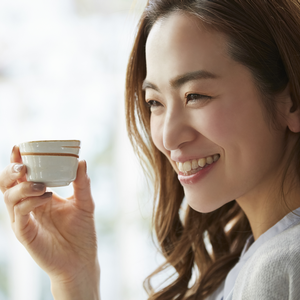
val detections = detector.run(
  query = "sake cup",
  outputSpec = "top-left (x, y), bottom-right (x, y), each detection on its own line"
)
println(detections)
top-left (19, 140), bottom-right (81, 187)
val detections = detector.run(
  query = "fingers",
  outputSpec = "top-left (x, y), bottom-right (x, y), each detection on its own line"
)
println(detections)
top-left (0, 162), bottom-right (27, 193)
top-left (72, 160), bottom-right (95, 213)
top-left (10, 145), bottom-right (22, 164)
top-left (11, 145), bottom-right (27, 185)
top-left (4, 181), bottom-right (47, 223)
top-left (14, 192), bottom-right (53, 237)
top-left (0, 145), bottom-right (27, 193)
top-left (3, 179), bottom-right (52, 243)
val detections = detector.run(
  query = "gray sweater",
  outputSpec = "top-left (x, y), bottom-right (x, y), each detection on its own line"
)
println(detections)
top-left (206, 208), bottom-right (300, 300)
top-left (232, 222), bottom-right (300, 299)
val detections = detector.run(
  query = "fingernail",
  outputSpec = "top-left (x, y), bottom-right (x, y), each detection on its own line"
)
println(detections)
top-left (32, 183), bottom-right (45, 191)
top-left (11, 145), bottom-right (16, 155)
top-left (13, 164), bottom-right (24, 173)
top-left (40, 192), bottom-right (52, 199)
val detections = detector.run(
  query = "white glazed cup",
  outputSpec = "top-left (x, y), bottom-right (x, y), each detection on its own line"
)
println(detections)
top-left (19, 140), bottom-right (81, 187)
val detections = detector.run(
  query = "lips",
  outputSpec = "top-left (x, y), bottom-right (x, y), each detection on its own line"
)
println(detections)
top-left (177, 156), bottom-right (219, 185)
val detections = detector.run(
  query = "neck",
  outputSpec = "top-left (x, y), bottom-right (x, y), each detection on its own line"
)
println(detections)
top-left (236, 170), bottom-right (300, 241)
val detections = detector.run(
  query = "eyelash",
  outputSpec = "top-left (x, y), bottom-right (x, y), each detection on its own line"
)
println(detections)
top-left (146, 93), bottom-right (211, 108)
top-left (146, 100), bottom-right (161, 108)
top-left (185, 93), bottom-right (212, 102)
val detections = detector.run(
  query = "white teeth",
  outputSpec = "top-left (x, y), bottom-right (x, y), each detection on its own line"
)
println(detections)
top-left (198, 158), bottom-right (206, 167)
top-left (176, 154), bottom-right (220, 173)
top-left (206, 156), bottom-right (213, 165)
top-left (213, 154), bottom-right (219, 162)
top-left (178, 162), bottom-right (183, 171)
top-left (182, 161), bottom-right (192, 172)
top-left (192, 159), bottom-right (198, 170)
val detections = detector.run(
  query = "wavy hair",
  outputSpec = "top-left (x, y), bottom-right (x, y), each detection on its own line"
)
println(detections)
top-left (125, 0), bottom-right (300, 299)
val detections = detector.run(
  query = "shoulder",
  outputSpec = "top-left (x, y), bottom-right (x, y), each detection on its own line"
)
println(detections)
top-left (253, 222), bottom-right (300, 267)
top-left (233, 222), bottom-right (300, 300)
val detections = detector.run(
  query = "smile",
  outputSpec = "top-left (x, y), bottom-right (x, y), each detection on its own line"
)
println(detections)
top-left (175, 154), bottom-right (220, 176)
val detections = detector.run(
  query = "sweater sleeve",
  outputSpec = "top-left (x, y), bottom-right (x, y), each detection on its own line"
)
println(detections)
top-left (232, 227), bottom-right (300, 300)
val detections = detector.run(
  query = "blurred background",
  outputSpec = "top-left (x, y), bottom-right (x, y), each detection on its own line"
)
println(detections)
top-left (0, 0), bottom-right (166, 299)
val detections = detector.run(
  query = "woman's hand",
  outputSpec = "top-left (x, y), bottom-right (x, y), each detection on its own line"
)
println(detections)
top-left (0, 146), bottom-right (100, 300)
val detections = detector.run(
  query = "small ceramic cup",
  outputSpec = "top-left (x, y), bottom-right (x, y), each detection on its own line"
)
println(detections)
top-left (19, 140), bottom-right (81, 187)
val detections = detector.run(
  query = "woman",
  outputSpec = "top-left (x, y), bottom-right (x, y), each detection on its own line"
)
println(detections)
top-left (2, 0), bottom-right (300, 299)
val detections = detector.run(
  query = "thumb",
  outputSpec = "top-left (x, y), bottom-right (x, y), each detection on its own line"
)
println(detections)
top-left (72, 160), bottom-right (94, 213)
top-left (10, 145), bottom-right (23, 164)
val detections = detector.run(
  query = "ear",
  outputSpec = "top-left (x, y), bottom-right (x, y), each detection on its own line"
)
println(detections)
top-left (287, 106), bottom-right (300, 133)
top-left (279, 85), bottom-right (300, 133)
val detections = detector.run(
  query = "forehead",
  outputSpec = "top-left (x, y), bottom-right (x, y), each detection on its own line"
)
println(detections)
top-left (145, 12), bottom-right (232, 84)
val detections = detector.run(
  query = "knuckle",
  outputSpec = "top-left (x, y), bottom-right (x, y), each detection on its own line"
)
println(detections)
top-left (86, 176), bottom-right (91, 186)
top-left (3, 189), bottom-right (10, 204)
top-left (8, 164), bottom-right (17, 180)
top-left (14, 201), bottom-right (26, 216)
top-left (16, 182), bottom-right (31, 199)
top-left (0, 170), bottom-right (9, 192)
top-left (0, 164), bottom-right (19, 192)
top-left (14, 203), bottom-right (21, 214)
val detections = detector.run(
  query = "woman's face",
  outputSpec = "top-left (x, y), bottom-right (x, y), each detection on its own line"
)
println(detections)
top-left (144, 12), bottom-right (290, 213)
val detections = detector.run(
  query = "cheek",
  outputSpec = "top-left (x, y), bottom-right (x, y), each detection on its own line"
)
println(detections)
top-left (193, 103), bottom-right (241, 145)
top-left (196, 98), bottom-right (261, 146)
top-left (150, 116), bottom-right (165, 153)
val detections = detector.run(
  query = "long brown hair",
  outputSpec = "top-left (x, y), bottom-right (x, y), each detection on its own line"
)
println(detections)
top-left (125, 0), bottom-right (300, 299)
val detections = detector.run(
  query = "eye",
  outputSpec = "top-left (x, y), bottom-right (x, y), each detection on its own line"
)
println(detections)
top-left (146, 100), bottom-right (162, 109)
top-left (186, 93), bottom-right (211, 103)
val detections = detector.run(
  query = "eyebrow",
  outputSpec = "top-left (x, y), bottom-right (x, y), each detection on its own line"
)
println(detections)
top-left (142, 70), bottom-right (220, 92)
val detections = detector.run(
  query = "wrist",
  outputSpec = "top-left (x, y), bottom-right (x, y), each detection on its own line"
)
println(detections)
top-left (50, 263), bottom-right (100, 300)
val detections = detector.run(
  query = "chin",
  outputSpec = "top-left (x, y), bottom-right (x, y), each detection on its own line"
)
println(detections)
top-left (185, 194), bottom-right (227, 214)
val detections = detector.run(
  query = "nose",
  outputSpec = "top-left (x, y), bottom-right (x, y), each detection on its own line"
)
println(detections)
top-left (163, 106), bottom-right (196, 151)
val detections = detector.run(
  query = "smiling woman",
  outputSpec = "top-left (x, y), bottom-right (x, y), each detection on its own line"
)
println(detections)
top-left (2, 1), bottom-right (300, 300)
top-left (144, 12), bottom-right (295, 215)
top-left (125, 0), bottom-right (300, 299)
